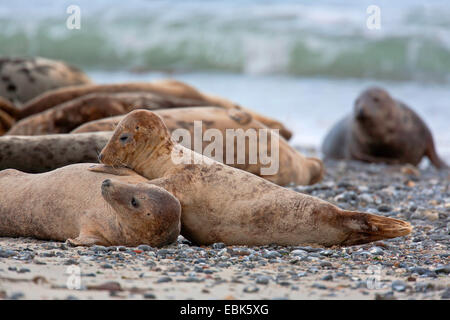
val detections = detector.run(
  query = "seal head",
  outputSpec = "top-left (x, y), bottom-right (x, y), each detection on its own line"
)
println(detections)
top-left (101, 177), bottom-right (181, 247)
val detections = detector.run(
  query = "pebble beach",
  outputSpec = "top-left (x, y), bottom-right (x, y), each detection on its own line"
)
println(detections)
top-left (1, 159), bottom-right (448, 300)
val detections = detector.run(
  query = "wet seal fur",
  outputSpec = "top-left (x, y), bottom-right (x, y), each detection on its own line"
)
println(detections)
top-left (73, 107), bottom-right (323, 186)
top-left (0, 56), bottom-right (92, 106)
top-left (0, 163), bottom-right (181, 246)
top-left (93, 110), bottom-right (412, 247)
top-left (17, 79), bottom-right (293, 139)
top-left (322, 87), bottom-right (448, 169)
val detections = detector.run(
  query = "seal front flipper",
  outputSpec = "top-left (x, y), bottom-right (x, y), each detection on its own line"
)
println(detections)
top-left (66, 235), bottom-right (107, 247)
top-left (88, 164), bottom-right (134, 176)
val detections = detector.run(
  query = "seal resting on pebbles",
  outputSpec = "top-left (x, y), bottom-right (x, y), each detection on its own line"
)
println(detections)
top-left (73, 107), bottom-right (323, 186)
top-left (0, 132), bottom-right (111, 173)
top-left (94, 109), bottom-right (412, 247)
top-left (17, 79), bottom-right (292, 140)
top-left (322, 87), bottom-right (448, 169)
top-left (0, 163), bottom-right (181, 246)
top-left (0, 57), bottom-right (92, 106)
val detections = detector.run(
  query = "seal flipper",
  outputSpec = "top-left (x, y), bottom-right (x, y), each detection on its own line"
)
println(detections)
top-left (339, 211), bottom-right (412, 246)
top-left (88, 164), bottom-right (135, 176)
top-left (425, 137), bottom-right (448, 169)
top-left (66, 235), bottom-right (107, 247)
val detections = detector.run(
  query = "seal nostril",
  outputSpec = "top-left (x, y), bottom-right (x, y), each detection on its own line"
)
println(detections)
top-left (102, 179), bottom-right (111, 188)
top-left (98, 153), bottom-right (104, 162)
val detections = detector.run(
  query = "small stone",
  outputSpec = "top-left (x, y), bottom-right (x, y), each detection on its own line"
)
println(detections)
top-left (291, 249), bottom-right (307, 256)
top-left (369, 246), bottom-right (384, 256)
top-left (321, 274), bottom-right (333, 281)
top-left (255, 276), bottom-right (270, 285)
top-left (0, 249), bottom-right (17, 258)
top-left (143, 293), bottom-right (156, 299)
top-left (312, 283), bottom-right (327, 290)
top-left (212, 243), bottom-right (226, 250)
top-left (441, 288), bottom-right (450, 299)
top-left (137, 245), bottom-right (152, 252)
top-left (320, 261), bottom-right (332, 268)
top-left (434, 265), bottom-right (450, 275)
top-left (9, 292), bottom-right (24, 300)
top-left (377, 205), bottom-right (392, 212)
top-left (392, 280), bottom-right (407, 292)
top-left (243, 285), bottom-right (259, 293)
top-left (156, 276), bottom-right (172, 283)
top-left (91, 245), bottom-right (108, 253)
top-left (101, 263), bottom-right (113, 269)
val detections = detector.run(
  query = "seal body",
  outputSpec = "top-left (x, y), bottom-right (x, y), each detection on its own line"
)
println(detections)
top-left (0, 163), bottom-right (181, 246)
top-left (0, 57), bottom-right (91, 106)
top-left (7, 91), bottom-right (212, 135)
top-left (17, 79), bottom-right (292, 139)
top-left (0, 132), bottom-right (110, 173)
top-left (322, 87), bottom-right (448, 169)
top-left (95, 110), bottom-right (412, 247)
top-left (73, 107), bottom-right (323, 186)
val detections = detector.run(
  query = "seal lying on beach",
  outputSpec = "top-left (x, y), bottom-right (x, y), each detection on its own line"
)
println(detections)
top-left (1, 107), bottom-right (321, 185)
top-left (17, 79), bottom-right (293, 140)
top-left (0, 163), bottom-right (181, 246)
top-left (73, 107), bottom-right (323, 186)
top-left (7, 91), bottom-right (212, 135)
top-left (93, 110), bottom-right (412, 246)
top-left (322, 87), bottom-right (448, 169)
top-left (0, 57), bottom-right (92, 106)
top-left (0, 132), bottom-right (110, 173)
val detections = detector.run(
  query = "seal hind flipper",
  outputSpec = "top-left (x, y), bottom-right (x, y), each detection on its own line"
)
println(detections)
top-left (425, 137), bottom-right (448, 170)
top-left (340, 211), bottom-right (412, 246)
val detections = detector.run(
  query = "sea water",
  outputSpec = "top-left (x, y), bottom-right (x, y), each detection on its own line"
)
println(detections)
top-left (1, 0), bottom-right (449, 162)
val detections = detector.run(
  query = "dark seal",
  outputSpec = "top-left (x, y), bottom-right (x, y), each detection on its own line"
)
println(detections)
top-left (322, 87), bottom-right (448, 169)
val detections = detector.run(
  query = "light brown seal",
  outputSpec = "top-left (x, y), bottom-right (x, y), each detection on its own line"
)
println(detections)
top-left (0, 163), bottom-right (181, 246)
top-left (0, 57), bottom-right (92, 106)
top-left (73, 107), bottom-right (323, 186)
top-left (322, 87), bottom-right (448, 169)
top-left (17, 79), bottom-right (292, 139)
top-left (7, 91), bottom-right (212, 135)
top-left (93, 110), bottom-right (412, 247)
top-left (1, 107), bottom-right (321, 185)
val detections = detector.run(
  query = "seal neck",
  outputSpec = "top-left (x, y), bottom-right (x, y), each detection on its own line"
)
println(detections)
top-left (133, 138), bottom-right (175, 179)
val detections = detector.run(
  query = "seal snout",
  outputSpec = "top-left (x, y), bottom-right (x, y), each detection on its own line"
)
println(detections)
top-left (98, 153), bottom-right (104, 162)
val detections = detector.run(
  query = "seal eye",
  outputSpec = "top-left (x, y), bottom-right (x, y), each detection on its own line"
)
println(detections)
top-left (131, 197), bottom-right (139, 208)
top-left (119, 134), bottom-right (130, 144)
top-left (135, 126), bottom-right (139, 130)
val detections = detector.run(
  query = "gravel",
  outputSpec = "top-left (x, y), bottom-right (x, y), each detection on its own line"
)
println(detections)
top-left (0, 159), bottom-right (448, 299)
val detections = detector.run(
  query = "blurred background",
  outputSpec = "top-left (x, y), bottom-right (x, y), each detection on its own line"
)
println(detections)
top-left (1, 0), bottom-right (449, 161)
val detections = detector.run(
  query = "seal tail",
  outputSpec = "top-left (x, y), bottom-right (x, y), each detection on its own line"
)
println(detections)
top-left (340, 211), bottom-right (412, 246)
